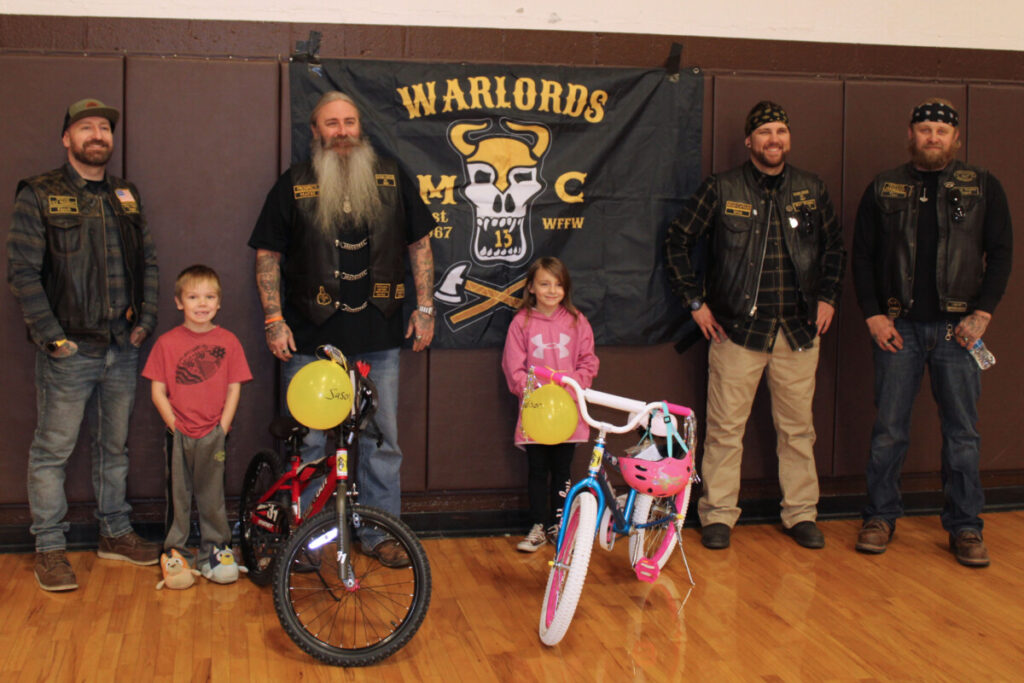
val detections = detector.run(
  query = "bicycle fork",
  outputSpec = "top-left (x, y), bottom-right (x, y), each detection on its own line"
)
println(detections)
top-left (334, 445), bottom-right (358, 589)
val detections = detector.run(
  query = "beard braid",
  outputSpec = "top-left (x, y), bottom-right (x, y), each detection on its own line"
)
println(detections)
top-left (311, 136), bottom-right (383, 234)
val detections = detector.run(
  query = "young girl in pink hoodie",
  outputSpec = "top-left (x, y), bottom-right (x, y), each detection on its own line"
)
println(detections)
top-left (502, 257), bottom-right (599, 552)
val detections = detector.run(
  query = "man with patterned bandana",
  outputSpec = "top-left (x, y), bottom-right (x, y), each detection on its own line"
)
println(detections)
top-left (852, 98), bottom-right (1013, 567)
top-left (249, 91), bottom-right (435, 568)
top-left (7, 98), bottom-right (162, 591)
top-left (665, 101), bottom-right (845, 551)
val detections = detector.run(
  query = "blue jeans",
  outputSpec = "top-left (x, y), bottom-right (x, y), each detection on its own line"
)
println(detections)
top-left (28, 346), bottom-right (139, 551)
top-left (864, 319), bottom-right (984, 534)
top-left (282, 348), bottom-right (403, 545)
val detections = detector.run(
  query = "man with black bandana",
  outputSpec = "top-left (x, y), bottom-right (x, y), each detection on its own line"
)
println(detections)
top-left (665, 101), bottom-right (846, 550)
top-left (852, 98), bottom-right (1013, 567)
top-left (7, 98), bottom-right (162, 591)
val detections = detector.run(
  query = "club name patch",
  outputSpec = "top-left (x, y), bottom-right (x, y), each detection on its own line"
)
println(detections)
top-left (954, 170), bottom-right (976, 182)
top-left (958, 186), bottom-right (980, 196)
top-left (724, 200), bottom-right (752, 218)
top-left (373, 283), bottom-right (391, 298)
top-left (880, 182), bottom-right (912, 198)
top-left (48, 195), bottom-right (79, 215)
top-left (293, 184), bottom-right (319, 199)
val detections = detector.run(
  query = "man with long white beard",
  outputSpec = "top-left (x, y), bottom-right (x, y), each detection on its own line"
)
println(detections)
top-left (665, 101), bottom-right (845, 552)
top-left (852, 98), bottom-right (1013, 567)
top-left (249, 91), bottom-right (435, 567)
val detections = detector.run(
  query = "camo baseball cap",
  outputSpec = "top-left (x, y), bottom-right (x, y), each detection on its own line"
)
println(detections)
top-left (62, 97), bottom-right (120, 133)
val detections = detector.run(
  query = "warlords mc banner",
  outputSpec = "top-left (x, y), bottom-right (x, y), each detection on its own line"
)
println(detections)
top-left (290, 59), bottom-right (703, 348)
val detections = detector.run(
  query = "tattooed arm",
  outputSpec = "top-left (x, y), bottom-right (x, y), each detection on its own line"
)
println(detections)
top-left (954, 310), bottom-right (991, 349)
top-left (256, 249), bottom-right (296, 360)
top-left (405, 235), bottom-right (435, 352)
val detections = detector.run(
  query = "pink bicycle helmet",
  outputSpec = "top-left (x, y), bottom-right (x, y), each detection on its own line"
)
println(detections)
top-left (618, 453), bottom-right (694, 497)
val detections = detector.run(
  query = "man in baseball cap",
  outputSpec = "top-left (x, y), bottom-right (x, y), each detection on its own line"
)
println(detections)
top-left (62, 97), bottom-right (120, 133)
top-left (6, 97), bottom-right (160, 591)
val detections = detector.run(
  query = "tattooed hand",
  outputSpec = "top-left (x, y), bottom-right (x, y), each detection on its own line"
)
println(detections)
top-left (954, 311), bottom-right (991, 349)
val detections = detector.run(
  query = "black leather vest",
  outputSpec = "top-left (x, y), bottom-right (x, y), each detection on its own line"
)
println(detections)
top-left (18, 164), bottom-right (146, 343)
top-left (708, 163), bottom-right (828, 323)
top-left (285, 159), bottom-right (407, 325)
top-left (871, 160), bottom-right (987, 316)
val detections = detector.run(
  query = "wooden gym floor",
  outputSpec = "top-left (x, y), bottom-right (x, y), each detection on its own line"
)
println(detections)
top-left (1, 511), bottom-right (1021, 681)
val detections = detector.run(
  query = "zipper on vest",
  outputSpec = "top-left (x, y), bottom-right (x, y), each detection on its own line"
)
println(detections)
top-left (749, 194), bottom-right (773, 317)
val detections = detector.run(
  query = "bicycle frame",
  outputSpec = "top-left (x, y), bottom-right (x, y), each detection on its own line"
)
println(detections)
top-left (531, 366), bottom-right (695, 555)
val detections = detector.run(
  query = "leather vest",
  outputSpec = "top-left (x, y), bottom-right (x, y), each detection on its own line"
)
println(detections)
top-left (285, 158), bottom-right (406, 325)
top-left (18, 164), bottom-right (147, 343)
top-left (871, 160), bottom-right (987, 317)
top-left (707, 163), bottom-right (828, 323)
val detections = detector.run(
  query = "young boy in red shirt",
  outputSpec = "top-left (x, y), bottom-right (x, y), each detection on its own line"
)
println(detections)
top-left (143, 265), bottom-right (252, 584)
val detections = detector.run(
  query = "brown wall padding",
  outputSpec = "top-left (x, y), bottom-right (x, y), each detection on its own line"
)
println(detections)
top-left (1, 19), bottom-right (1022, 525)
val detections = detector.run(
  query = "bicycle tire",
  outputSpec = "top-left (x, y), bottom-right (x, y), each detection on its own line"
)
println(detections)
top-left (538, 492), bottom-right (597, 646)
top-left (238, 450), bottom-right (288, 586)
top-left (629, 491), bottom-right (684, 570)
top-left (272, 506), bottom-right (432, 667)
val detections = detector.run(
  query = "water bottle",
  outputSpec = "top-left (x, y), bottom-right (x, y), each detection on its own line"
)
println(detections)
top-left (968, 339), bottom-right (996, 370)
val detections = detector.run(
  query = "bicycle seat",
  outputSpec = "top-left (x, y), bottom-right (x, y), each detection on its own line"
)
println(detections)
top-left (617, 452), bottom-right (693, 496)
top-left (270, 415), bottom-right (309, 441)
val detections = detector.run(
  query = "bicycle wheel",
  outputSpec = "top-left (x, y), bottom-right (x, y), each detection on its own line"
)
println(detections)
top-left (629, 490), bottom-right (685, 570)
top-left (272, 506), bottom-right (432, 666)
top-left (238, 450), bottom-right (288, 586)
top-left (538, 491), bottom-right (597, 646)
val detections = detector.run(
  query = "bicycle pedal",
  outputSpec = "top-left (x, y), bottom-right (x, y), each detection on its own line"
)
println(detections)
top-left (634, 558), bottom-right (660, 583)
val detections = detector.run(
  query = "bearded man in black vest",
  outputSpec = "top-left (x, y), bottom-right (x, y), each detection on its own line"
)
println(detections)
top-left (249, 91), bottom-right (435, 568)
top-left (665, 101), bottom-right (846, 551)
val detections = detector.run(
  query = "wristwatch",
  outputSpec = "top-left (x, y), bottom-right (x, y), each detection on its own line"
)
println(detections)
top-left (689, 298), bottom-right (703, 311)
top-left (417, 305), bottom-right (435, 317)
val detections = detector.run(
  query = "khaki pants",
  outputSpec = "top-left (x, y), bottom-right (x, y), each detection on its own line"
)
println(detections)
top-left (698, 334), bottom-right (820, 528)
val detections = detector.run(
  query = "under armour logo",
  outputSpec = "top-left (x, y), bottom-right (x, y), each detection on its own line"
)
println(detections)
top-left (531, 333), bottom-right (570, 360)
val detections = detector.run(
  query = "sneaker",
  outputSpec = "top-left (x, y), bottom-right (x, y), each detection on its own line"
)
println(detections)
top-left (784, 521), bottom-right (825, 549)
top-left (856, 519), bottom-right (893, 554)
top-left (97, 530), bottom-right (161, 566)
top-left (949, 529), bottom-right (990, 568)
top-left (546, 524), bottom-right (560, 546)
top-left (517, 523), bottom-right (547, 553)
top-left (700, 523), bottom-right (731, 549)
top-left (35, 550), bottom-right (78, 592)
top-left (200, 545), bottom-right (240, 584)
top-left (364, 539), bottom-right (411, 568)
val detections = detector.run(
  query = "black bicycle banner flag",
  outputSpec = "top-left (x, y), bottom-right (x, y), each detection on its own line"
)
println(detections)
top-left (289, 58), bottom-right (703, 348)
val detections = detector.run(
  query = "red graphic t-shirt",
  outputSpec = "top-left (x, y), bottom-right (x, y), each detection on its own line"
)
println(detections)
top-left (142, 325), bottom-right (253, 438)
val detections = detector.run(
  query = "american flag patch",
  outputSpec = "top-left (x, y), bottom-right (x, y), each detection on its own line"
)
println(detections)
top-left (115, 188), bottom-right (135, 204)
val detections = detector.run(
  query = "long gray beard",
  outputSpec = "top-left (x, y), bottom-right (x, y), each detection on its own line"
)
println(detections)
top-left (311, 138), bottom-right (383, 234)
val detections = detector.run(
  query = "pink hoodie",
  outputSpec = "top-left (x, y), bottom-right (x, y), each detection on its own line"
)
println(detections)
top-left (501, 305), bottom-right (599, 448)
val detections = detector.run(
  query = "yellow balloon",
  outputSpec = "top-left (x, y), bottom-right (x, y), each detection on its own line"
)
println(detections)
top-left (286, 360), bottom-right (354, 430)
top-left (521, 383), bottom-right (579, 445)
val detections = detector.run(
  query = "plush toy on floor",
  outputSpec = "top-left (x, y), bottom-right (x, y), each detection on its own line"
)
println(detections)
top-left (156, 549), bottom-right (200, 590)
top-left (201, 545), bottom-right (246, 584)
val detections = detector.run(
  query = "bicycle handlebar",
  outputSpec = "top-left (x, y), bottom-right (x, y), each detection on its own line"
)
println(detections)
top-left (530, 365), bottom-right (694, 436)
top-left (532, 366), bottom-right (693, 418)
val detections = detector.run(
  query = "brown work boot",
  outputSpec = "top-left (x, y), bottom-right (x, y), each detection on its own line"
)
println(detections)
top-left (364, 539), bottom-right (411, 568)
top-left (97, 531), bottom-right (161, 566)
top-left (855, 519), bottom-right (893, 554)
top-left (35, 550), bottom-right (78, 592)
top-left (949, 529), bottom-right (990, 568)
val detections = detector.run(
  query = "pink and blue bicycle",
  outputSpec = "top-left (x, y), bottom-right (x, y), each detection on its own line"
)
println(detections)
top-left (531, 365), bottom-right (698, 646)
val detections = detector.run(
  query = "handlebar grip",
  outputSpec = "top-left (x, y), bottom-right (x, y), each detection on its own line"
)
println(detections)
top-left (531, 365), bottom-right (565, 384)
top-left (664, 401), bottom-right (693, 417)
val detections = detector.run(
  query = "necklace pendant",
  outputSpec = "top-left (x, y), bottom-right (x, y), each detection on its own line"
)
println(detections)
top-left (343, 198), bottom-right (352, 213)
top-left (919, 189), bottom-right (928, 203)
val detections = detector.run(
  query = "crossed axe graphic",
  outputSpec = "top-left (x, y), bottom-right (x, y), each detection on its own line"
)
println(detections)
top-left (435, 261), bottom-right (525, 326)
